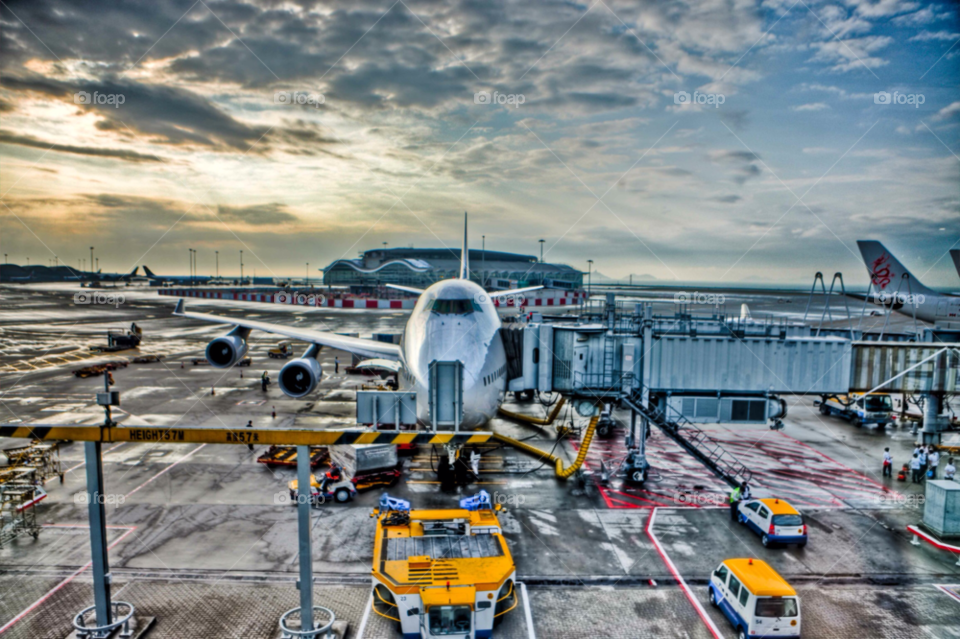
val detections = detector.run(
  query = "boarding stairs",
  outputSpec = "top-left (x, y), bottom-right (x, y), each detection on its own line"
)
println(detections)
top-left (621, 393), bottom-right (753, 488)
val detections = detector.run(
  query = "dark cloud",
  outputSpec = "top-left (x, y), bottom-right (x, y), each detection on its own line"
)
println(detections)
top-left (0, 129), bottom-right (166, 163)
top-left (710, 149), bottom-right (762, 184)
top-left (711, 150), bottom-right (761, 163)
top-left (325, 63), bottom-right (476, 108)
top-left (216, 203), bottom-right (298, 225)
top-left (3, 75), bottom-right (270, 150)
top-left (719, 110), bottom-right (749, 132)
top-left (711, 194), bottom-right (742, 203)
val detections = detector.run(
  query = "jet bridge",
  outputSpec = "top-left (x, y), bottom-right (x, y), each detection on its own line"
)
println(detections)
top-left (501, 297), bottom-right (960, 484)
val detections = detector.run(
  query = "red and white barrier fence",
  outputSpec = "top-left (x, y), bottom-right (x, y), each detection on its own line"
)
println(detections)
top-left (158, 288), bottom-right (586, 309)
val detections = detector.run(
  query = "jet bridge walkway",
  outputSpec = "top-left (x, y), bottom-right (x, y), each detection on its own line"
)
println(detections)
top-left (622, 394), bottom-right (752, 488)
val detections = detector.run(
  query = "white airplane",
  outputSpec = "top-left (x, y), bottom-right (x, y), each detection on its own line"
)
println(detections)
top-left (857, 240), bottom-right (959, 323)
top-left (174, 214), bottom-right (542, 428)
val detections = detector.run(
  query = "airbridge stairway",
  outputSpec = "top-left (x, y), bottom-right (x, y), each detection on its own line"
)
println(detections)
top-left (621, 393), bottom-right (752, 488)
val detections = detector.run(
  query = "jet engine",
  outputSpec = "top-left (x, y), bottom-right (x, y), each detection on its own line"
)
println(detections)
top-left (205, 335), bottom-right (248, 368)
top-left (278, 357), bottom-right (323, 398)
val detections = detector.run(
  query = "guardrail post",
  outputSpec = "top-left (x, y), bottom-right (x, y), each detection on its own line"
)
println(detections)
top-left (296, 444), bottom-right (314, 636)
top-left (84, 440), bottom-right (113, 629)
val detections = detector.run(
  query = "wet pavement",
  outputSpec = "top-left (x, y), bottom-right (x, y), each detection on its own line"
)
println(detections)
top-left (0, 283), bottom-right (957, 638)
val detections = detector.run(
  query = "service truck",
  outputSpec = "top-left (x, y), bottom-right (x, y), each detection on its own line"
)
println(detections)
top-left (817, 393), bottom-right (894, 428)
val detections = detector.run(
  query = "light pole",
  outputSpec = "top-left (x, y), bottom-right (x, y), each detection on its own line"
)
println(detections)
top-left (215, 251), bottom-right (219, 279)
top-left (587, 259), bottom-right (593, 298)
top-left (239, 250), bottom-right (244, 284)
top-left (306, 262), bottom-right (309, 287)
top-left (95, 258), bottom-right (99, 271)
top-left (90, 247), bottom-right (94, 273)
top-left (539, 239), bottom-right (544, 263)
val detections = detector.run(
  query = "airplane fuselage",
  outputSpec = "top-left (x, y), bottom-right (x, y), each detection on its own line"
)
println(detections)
top-left (396, 279), bottom-right (507, 428)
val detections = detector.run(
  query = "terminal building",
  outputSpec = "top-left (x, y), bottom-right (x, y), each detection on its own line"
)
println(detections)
top-left (321, 248), bottom-right (583, 293)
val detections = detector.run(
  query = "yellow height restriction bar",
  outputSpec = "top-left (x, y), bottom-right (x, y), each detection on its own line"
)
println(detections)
top-left (0, 425), bottom-right (492, 447)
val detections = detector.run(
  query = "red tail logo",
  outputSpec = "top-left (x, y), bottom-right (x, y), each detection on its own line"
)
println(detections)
top-left (870, 253), bottom-right (892, 289)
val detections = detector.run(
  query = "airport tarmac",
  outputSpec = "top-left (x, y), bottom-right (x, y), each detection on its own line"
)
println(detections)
top-left (1, 284), bottom-right (958, 638)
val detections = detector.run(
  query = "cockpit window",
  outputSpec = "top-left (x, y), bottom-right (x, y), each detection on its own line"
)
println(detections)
top-left (430, 298), bottom-right (482, 315)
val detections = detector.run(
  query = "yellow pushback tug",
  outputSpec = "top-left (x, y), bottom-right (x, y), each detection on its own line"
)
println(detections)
top-left (370, 491), bottom-right (517, 638)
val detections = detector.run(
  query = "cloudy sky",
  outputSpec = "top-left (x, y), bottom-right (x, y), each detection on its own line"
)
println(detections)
top-left (1, 0), bottom-right (958, 285)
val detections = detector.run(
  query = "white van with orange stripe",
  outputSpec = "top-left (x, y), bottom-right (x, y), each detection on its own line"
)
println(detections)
top-left (709, 558), bottom-right (801, 639)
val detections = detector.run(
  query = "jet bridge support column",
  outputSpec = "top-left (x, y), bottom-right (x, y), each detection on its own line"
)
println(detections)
top-left (921, 394), bottom-right (947, 446)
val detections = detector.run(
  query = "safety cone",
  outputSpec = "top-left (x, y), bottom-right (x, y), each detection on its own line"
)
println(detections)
top-left (240, 369), bottom-right (243, 378)
top-left (211, 386), bottom-right (215, 396)
top-left (272, 406), bottom-right (276, 419)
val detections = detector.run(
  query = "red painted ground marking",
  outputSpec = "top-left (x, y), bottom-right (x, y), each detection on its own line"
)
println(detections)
top-left (646, 509), bottom-right (723, 639)
top-left (935, 585), bottom-right (960, 605)
top-left (0, 525), bottom-right (137, 634)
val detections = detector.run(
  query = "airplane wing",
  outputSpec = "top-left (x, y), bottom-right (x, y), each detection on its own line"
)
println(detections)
top-left (486, 285), bottom-right (543, 299)
top-left (174, 300), bottom-right (402, 361)
top-left (386, 284), bottom-right (425, 296)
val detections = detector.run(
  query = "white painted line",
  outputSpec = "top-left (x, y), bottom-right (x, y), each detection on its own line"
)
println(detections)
top-left (934, 584), bottom-right (960, 605)
top-left (520, 581), bottom-right (536, 639)
top-left (646, 508), bottom-right (723, 639)
top-left (65, 442), bottom-right (126, 474)
top-left (0, 525), bottom-right (137, 635)
top-left (356, 592), bottom-right (373, 639)
top-left (123, 443), bottom-right (206, 499)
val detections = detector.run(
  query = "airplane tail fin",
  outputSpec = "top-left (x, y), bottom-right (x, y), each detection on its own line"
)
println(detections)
top-left (856, 240), bottom-right (934, 295)
top-left (459, 211), bottom-right (469, 279)
top-left (129, 266), bottom-right (139, 276)
top-left (143, 265), bottom-right (156, 278)
top-left (951, 249), bottom-right (960, 280)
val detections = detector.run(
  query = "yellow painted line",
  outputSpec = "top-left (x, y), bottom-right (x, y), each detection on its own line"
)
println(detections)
top-left (430, 433), bottom-right (454, 444)
top-left (355, 431), bottom-right (381, 444)
top-left (394, 433), bottom-right (417, 445)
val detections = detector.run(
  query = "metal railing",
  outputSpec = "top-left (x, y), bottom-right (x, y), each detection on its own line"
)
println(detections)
top-left (622, 394), bottom-right (752, 487)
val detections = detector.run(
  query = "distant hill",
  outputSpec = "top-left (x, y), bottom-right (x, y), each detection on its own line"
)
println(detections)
top-left (589, 271), bottom-right (659, 284)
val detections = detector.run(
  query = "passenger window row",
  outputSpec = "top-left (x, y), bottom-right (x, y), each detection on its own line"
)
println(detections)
top-left (482, 364), bottom-right (507, 386)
